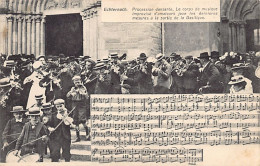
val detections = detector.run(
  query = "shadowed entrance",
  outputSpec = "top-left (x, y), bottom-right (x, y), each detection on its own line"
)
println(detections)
top-left (45, 13), bottom-right (83, 57)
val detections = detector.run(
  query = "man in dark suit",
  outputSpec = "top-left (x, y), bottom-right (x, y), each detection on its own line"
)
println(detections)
top-left (48, 106), bottom-right (73, 162)
top-left (94, 63), bottom-right (112, 94)
top-left (183, 55), bottom-right (200, 93)
top-left (109, 52), bottom-right (123, 94)
top-left (137, 53), bottom-right (154, 94)
top-left (210, 51), bottom-right (226, 93)
top-left (198, 52), bottom-right (222, 93)
top-left (14, 107), bottom-right (49, 162)
top-left (2, 106), bottom-right (27, 162)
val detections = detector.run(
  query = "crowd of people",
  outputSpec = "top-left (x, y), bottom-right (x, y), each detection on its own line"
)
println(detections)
top-left (0, 50), bottom-right (260, 162)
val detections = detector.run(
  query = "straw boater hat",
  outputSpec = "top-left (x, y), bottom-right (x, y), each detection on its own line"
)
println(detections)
top-left (93, 62), bottom-right (106, 70)
top-left (109, 52), bottom-right (118, 58)
top-left (26, 107), bottom-right (41, 116)
top-left (54, 99), bottom-right (65, 106)
top-left (228, 75), bottom-right (246, 85)
top-left (10, 106), bottom-right (26, 113)
top-left (41, 103), bottom-right (53, 111)
top-left (35, 94), bottom-right (44, 100)
top-left (156, 53), bottom-right (164, 61)
top-left (4, 60), bottom-right (16, 67)
top-left (231, 63), bottom-right (248, 70)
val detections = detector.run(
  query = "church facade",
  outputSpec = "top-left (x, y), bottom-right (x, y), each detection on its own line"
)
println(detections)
top-left (0, 0), bottom-right (259, 60)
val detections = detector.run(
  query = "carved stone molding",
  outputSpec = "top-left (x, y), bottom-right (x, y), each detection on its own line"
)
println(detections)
top-left (45, 0), bottom-right (58, 10)
top-left (35, 15), bottom-right (42, 23)
top-left (17, 15), bottom-right (24, 22)
top-left (6, 15), bottom-right (13, 22)
top-left (25, 15), bottom-right (32, 23)
top-left (81, 8), bottom-right (98, 20)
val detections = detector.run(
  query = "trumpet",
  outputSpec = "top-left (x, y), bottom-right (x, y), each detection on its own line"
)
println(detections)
top-left (172, 61), bottom-right (189, 77)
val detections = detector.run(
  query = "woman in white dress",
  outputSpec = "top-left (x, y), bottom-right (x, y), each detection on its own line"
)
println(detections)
top-left (24, 61), bottom-right (46, 109)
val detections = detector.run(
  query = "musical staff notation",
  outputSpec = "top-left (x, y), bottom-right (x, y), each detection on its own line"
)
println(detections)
top-left (90, 94), bottom-right (260, 164)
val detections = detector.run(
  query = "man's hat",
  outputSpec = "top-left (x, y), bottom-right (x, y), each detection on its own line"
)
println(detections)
top-left (36, 55), bottom-right (45, 61)
top-left (110, 52), bottom-right (118, 58)
top-left (170, 52), bottom-right (177, 58)
top-left (228, 76), bottom-right (246, 85)
top-left (211, 51), bottom-right (220, 59)
top-left (3, 60), bottom-right (16, 67)
top-left (231, 63), bottom-right (248, 70)
top-left (185, 55), bottom-right (193, 60)
top-left (41, 103), bottom-right (53, 110)
top-left (72, 75), bottom-right (81, 81)
top-left (139, 53), bottom-right (147, 60)
top-left (35, 94), bottom-right (44, 100)
top-left (26, 107), bottom-right (41, 116)
top-left (156, 53), bottom-right (164, 61)
top-left (102, 58), bottom-right (109, 63)
top-left (93, 62), bottom-right (106, 70)
top-left (198, 52), bottom-right (210, 59)
top-left (54, 99), bottom-right (65, 105)
top-left (10, 106), bottom-right (26, 113)
top-left (174, 54), bottom-right (182, 61)
top-left (86, 59), bottom-right (96, 65)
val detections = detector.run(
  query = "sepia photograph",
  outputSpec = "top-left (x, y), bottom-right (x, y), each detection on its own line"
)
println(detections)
top-left (0, 0), bottom-right (259, 164)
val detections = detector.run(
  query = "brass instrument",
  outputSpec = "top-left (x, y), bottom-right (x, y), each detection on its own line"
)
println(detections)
top-left (172, 60), bottom-right (189, 77)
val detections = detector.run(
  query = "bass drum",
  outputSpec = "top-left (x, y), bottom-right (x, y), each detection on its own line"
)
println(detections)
top-left (5, 150), bottom-right (40, 163)
top-left (6, 150), bottom-right (20, 163)
top-left (19, 153), bottom-right (40, 162)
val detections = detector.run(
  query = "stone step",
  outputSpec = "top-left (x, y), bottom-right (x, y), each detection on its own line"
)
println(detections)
top-left (71, 140), bottom-right (91, 150)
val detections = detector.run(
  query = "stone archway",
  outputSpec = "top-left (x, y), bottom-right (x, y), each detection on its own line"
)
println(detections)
top-left (1, 0), bottom-right (101, 59)
top-left (220, 0), bottom-right (260, 53)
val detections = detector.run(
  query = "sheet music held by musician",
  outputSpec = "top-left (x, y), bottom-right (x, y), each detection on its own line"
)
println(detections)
top-left (91, 94), bottom-right (260, 165)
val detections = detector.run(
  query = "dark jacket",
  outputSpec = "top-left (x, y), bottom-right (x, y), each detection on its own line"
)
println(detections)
top-left (48, 115), bottom-right (71, 141)
top-left (95, 72), bottom-right (112, 94)
top-left (138, 62), bottom-right (154, 94)
top-left (2, 118), bottom-right (27, 144)
top-left (199, 62), bottom-right (222, 93)
top-left (183, 61), bottom-right (199, 90)
top-left (15, 122), bottom-right (48, 156)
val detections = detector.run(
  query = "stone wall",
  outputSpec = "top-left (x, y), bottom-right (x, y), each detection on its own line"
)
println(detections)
top-left (164, 22), bottom-right (220, 57)
top-left (97, 22), bottom-right (162, 60)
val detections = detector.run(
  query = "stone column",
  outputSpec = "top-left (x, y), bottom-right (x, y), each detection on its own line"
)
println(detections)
top-left (12, 16), bottom-right (17, 55)
top-left (35, 15), bottom-right (41, 57)
top-left (40, 16), bottom-right (46, 56)
top-left (240, 22), bottom-right (246, 53)
top-left (17, 15), bottom-right (23, 54)
top-left (31, 16), bottom-right (36, 55)
top-left (92, 8), bottom-right (98, 59)
top-left (26, 15), bottom-right (32, 55)
top-left (7, 15), bottom-right (13, 55)
top-left (22, 16), bottom-right (27, 54)
top-left (230, 22), bottom-right (236, 51)
top-left (81, 10), bottom-right (90, 57)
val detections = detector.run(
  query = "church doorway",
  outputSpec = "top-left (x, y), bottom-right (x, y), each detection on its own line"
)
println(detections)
top-left (45, 13), bottom-right (83, 57)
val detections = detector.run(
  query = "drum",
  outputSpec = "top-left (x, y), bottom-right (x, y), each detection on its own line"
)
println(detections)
top-left (5, 150), bottom-right (40, 163)
top-left (19, 153), bottom-right (40, 162)
top-left (6, 150), bottom-right (20, 163)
